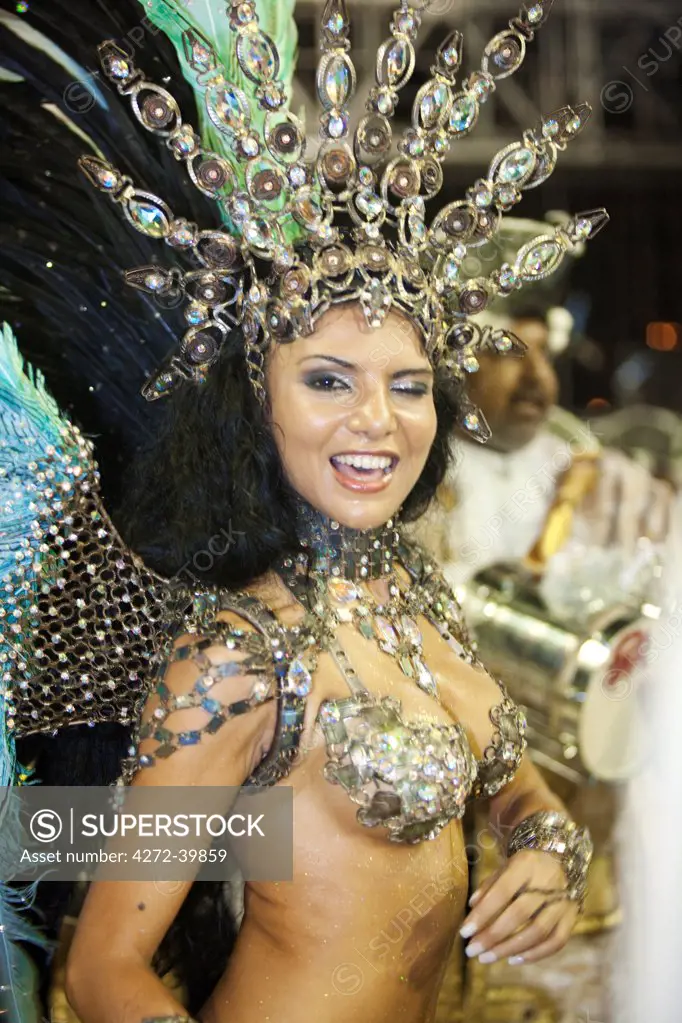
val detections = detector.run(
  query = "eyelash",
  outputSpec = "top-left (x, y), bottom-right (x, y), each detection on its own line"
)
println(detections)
top-left (304, 373), bottom-right (430, 397)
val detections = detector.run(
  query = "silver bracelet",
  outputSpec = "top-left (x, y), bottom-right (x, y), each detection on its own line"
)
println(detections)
top-left (141, 1017), bottom-right (198, 1022)
top-left (506, 810), bottom-right (593, 910)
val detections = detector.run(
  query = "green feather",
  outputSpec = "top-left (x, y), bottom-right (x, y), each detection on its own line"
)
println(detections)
top-left (137, 0), bottom-right (303, 243)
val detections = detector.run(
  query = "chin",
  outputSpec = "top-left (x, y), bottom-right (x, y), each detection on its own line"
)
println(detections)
top-left (499, 421), bottom-right (544, 452)
top-left (319, 497), bottom-right (402, 532)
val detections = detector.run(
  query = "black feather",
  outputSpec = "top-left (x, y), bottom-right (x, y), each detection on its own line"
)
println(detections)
top-left (0, 0), bottom-right (217, 503)
top-left (2, 1), bottom-right (239, 1009)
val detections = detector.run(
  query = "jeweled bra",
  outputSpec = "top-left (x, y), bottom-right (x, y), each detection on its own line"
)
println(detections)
top-left (123, 513), bottom-right (527, 845)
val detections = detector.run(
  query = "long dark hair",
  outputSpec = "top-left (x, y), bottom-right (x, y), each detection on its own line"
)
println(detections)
top-left (114, 318), bottom-right (463, 1013)
top-left (119, 323), bottom-right (462, 586)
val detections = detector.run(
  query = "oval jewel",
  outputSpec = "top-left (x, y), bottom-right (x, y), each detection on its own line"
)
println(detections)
top-left (374, 616), bottom-right (398, 651)
top-left (128, 199), bottom-right (169, 237)
top-left (287, 658), bottom-right (312, 697)
top-left (420, 82), bottom-right (449, 129)
top-left (243, 218), bottom-right (272, 249)
top-left (443, 258), bottom-right (459, 285)
top-left (323, 55), bottom-right (352, 108)
top-left (521, 240), bottom-right (562, 277)
top-left (357, 189), bottom-right (383, 219)
top-left (237, 31), bottom-right (277, 80)
top-left (400, 616), bottom-right (422, 647)
top-left (212, 86), bottom-right (249, 131)
top-left (497, 147), bottom-right (535, 184)
top-left (384, 39), bottom-right (410, 86)
top-left (294, 192), bottom-right (325, 228)
top-left (449, 95), bottom-right (477, 134)
top-left (416, 661), bottom-right (438, 696)
top-left (323, 0), bottom-right (348, 37)
top-left (328, 578), bottom-right (359, 603)
top-left (408, 214), bottom-right (426, 243)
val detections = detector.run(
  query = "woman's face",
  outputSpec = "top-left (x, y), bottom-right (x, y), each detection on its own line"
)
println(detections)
top-left (267, 303), bottom-right (437, 530)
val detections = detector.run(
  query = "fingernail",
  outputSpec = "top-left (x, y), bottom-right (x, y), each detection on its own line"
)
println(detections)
top-left (469, 888), bottom-right (482, 906)
top-left (508, 956), bottom-right (525, 966)
top-left (479, 952), bottom-right (497, 965)
top-left (460, 922), bottom-right (478, 939)
top-left (465, 941), bottom-right (484, 958)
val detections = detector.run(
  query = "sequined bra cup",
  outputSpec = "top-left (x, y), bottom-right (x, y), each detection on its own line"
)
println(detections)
top-left (127, 544), bottom-right (527, 845)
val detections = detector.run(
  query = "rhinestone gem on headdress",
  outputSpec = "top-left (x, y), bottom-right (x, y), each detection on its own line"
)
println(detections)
top-left (79, 0), bottom-right (608, 441)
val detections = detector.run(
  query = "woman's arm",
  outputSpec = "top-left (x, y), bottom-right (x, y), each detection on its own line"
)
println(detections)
top-left (487, 755), bottom-right (566, 837)
top-left (438, 658), bottom-right (590, 965)
top-left (460, 752), bottom-right (590, 965)
top-left (65, 625), bottom-right (276, 1023)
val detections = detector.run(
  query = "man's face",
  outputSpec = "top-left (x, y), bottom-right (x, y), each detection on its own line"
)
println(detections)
top-left (465, 318), bottom-right (560, 452)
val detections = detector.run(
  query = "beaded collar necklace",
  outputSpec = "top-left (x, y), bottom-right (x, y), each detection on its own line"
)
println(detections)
top-left (285, 500), bottom-right (400, 583)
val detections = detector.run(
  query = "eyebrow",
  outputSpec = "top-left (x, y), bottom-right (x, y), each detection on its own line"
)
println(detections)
top-left (299, 354), bottom-right (433, 377)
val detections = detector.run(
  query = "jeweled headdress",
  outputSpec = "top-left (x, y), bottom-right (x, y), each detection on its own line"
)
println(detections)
top-left (78, 0), bottom-right (608, 439)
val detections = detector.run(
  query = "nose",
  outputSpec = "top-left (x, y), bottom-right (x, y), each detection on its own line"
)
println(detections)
top-left (346, 380), bottom-right (398, 438)
top-left (522, 346), bottom-right (551, 388)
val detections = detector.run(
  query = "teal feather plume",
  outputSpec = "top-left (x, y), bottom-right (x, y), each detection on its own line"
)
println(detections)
top-left (0, 322), bottom-right (83, 588)
top-left (0, 325), bottom-right (76, 1021)
top-left (0, 882), bottom-right (51, 1023)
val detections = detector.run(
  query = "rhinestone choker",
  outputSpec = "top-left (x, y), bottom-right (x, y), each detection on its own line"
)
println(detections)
top-left (284, 501), bottom-right (400, 582)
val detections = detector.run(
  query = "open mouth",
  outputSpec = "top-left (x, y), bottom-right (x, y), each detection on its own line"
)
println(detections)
top-left (330, 453), bottom-right (399, 491)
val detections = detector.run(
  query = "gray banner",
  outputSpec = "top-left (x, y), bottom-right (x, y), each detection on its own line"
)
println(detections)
top-left (0, 786), bottom-right (292, 883)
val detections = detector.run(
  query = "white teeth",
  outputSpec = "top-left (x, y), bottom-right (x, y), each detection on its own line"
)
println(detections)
top-left (334, 454), bottom-right (394, 471)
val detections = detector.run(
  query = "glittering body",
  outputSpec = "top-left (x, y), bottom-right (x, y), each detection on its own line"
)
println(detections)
top-left (116, 517), bottom-right (526, 1023)
top-left (0, 403), bottom-right (527, 1023)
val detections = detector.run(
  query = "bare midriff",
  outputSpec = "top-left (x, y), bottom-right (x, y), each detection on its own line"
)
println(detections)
top-left (201, 752), bottom-right (468, 1023)
top-left (200, 578), bottom-right (476, 1023)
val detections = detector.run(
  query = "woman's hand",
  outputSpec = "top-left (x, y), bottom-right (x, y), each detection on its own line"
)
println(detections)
top-left (458, 849), bottom-right (578, 966)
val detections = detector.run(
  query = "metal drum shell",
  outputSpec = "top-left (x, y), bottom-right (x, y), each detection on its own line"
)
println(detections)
top-left (460, 563), bottom-right (655, 784)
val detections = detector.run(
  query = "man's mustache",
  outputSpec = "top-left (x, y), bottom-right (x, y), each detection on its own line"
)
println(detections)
top-left (510, 389), bottom-right (549, 405)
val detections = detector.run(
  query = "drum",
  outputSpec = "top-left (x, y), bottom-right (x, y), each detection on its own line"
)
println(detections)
top-left (460, 562), bottom-right (657, 783)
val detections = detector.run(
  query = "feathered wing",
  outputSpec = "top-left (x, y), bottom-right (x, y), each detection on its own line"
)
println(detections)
top-left (0, 324), bottom-right (86, 1017)
top-left (0, 0), bottom-right (219, 500)
top-left (0, 322), bottom-right (84, 787)
top-left (0, 321), bottom-right (179, 1014)
top-left (0, 884), bottom-right (48, 1023)
top-left (0, 5), bottom-right (224, 1007)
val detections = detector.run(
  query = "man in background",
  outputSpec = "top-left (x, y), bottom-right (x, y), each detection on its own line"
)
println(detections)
top-left (424, 217), bottom-right (674, 1023)
top-left (424, 221), bottom-right (672, 586)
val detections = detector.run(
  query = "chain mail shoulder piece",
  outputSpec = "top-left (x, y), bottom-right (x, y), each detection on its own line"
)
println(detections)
top-left (2, 444), bottom-right (176, 741)
top-left (0, 324), bottom-right (178, 746)
top-left (398, 539), bottom-right (527, 799)
top-left (2, 433), bottom-right (310, 791)
top-left (120, 587), bottom-right (310, 787)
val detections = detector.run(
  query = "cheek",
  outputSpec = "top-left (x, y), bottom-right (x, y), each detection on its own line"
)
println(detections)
top-left (406, 400), bottom-right (438, 456)
top-left (270, 385), bottom-right (344, 463)
top-left (543, 366), bottom-right (560, 402)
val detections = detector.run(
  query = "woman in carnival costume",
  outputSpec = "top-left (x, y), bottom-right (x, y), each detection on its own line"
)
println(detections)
top-left (0, 0), bottom-right (607, 1019)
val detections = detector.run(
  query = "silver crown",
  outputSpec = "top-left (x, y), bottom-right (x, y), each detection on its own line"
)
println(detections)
top-left (78, 0), bottom-right (608, 441)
